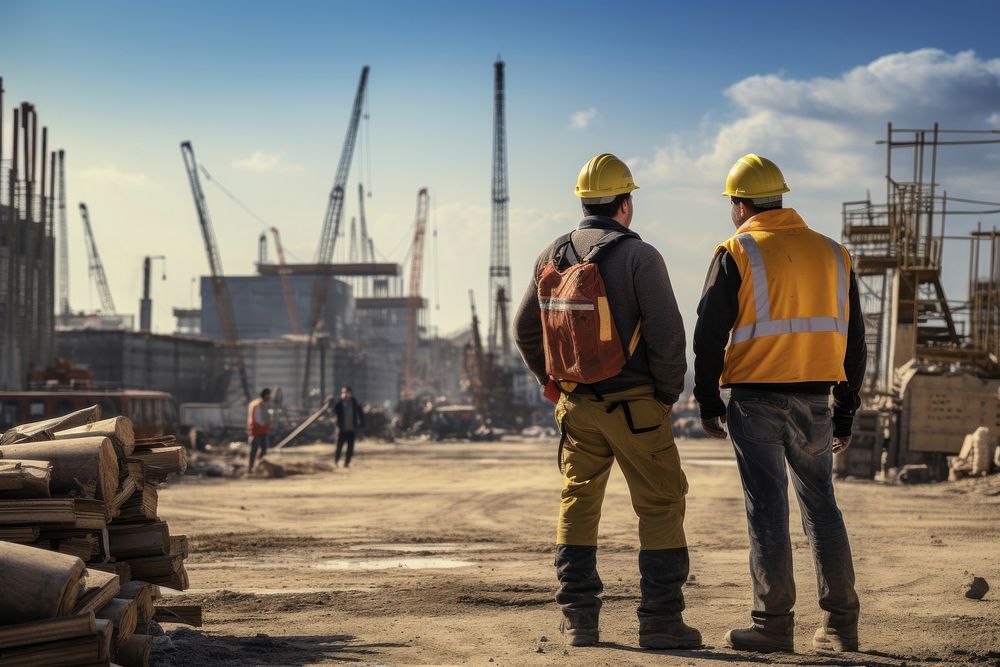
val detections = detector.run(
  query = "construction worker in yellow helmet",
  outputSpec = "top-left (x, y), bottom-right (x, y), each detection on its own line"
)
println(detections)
top-left (514, 153), bottom-right (700, 650)
top-left (693, 153), bottom-right (866, 654)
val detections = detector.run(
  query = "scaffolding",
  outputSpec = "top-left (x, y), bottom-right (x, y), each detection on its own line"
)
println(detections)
top-left (841, 123), bottom-right (1000, 395)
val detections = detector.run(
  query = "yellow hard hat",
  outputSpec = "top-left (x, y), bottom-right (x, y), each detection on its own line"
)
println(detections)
top-left (575, 153), bottom-right (639, 203)
top-left (722, 153), bottom-right (790, 199)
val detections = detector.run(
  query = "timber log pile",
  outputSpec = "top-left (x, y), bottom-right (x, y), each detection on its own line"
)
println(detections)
top-left (0, 407), bottom-right (201, 666)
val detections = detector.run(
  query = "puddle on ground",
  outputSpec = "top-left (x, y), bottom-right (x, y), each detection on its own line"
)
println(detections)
top-left (315, 557), bottom-right (474, 570)
top-left (349, 542), bottom-right (502, 553)
top-left (163, 585), bottom-right (376, 596)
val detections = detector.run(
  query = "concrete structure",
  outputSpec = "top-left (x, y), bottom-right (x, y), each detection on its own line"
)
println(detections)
top-left (199, 274), bottom-right (354, 341)
top-left (55, 329), bottom-right (228, 405)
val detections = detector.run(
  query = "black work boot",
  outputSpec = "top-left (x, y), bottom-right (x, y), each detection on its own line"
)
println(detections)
top-left (813, 626), bottom-right (858, 652)
top-left (725, 614), bottom-right (794, 653)
top-left (555, 545), bottom-right (602, 647)
top-left (637, 548), bottom-right (703, 649)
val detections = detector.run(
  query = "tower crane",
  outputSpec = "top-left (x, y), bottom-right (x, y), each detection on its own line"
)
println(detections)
top-left (488, 58), bottom-right (512, 361)
top-left (78, 203), bottom-right (116, 314)
top-left (57, 150), bottom-right (69, 315)
top-left (180, 140), bottom-right (251, 402)
top-left (301, 65), bottom-right (369, 402)
top-left (402, 188), bottom-right (429, 399)
top-left (270, 227), bottom-right (302, 335)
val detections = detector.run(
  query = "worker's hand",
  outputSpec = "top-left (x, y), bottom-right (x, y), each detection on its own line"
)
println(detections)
top-left (702, 415), bottom-right (728, 439)
top-left (833, 435), bottom-right (852, 454)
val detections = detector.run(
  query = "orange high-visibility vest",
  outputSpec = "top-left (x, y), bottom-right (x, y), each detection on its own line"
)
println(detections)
top-left (717, 208), bottom-right (850, 385)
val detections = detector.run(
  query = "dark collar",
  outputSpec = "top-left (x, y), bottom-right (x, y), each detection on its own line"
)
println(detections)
top-left (578, 216), bottom-right (640, 239)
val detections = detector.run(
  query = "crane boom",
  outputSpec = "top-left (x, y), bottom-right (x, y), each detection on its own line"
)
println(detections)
top-left (270, 226), bottom-right (302, 335)
top-left (78, 202), bottom-right (116, 314)
top-left (301, 65), bottom-right (369, 404)
top-left (180, 140), bottom-right (251, 402)
top-left (402, 188), bottom-right (429, 399)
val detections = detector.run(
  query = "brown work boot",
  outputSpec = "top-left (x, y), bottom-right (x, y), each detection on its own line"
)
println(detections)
top-left (813, 626), bottom-right (858, 652)
top-left (560, 612), bottom-right (599, 647)
top-left (725, 627), bottom-right (794, 653)
top-left (639, 615), bottom-right (703, 649)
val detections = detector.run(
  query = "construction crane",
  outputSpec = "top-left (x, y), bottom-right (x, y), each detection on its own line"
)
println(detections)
top-left (180, 140), bottom-right (251, 402)
top-left (301, 65), bottom-right (369, 402)
top-left (270, 227), bottom-right (302, 335)
top-left (57, 150), bottom-right (69, 315)
top-left (78, 203), bottom-right (116, 314)
top-left (465, 290), bottom-right (490, 415)
top-left (402, 188), bottom-right (429, 399)
top-left (488, 58), bottom-right (512, 360)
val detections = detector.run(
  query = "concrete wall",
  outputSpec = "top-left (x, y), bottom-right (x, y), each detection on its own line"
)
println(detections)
top-left (200, 274), bottom-right (355, 341)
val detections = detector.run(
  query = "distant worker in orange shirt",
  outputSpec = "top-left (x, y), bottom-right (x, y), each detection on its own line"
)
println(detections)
top-left (247, 388), bottom-right (272, 473)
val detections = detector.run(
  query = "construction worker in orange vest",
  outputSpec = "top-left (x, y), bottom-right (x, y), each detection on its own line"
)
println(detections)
top-left (694, 154), bottom-right (866, 653)
top-left (246, 388), bottom-right (272, 473)
top-left (514, 153), bottom-right (699, 650)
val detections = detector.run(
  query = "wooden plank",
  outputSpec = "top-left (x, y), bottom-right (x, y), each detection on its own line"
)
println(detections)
top-left (116, 484), bottom-right (157, 521)
top-left (0, 619), bottom-right (110, 667)
top-left (168, 535), bottom-right (188, 560)
top-left (0, 612), bottom-right (96, 650)
top-left (0, 526), bottom-right (40, 543)
top-left (0, 405), bottom-right (100, 446)
top-left (152, 604), bottom-right (202, 627)
top-left (108, 522), bottom-right (169, 559)
top-left (0, 438), bottom-right (119, 502)
top-left (115, 633), bottom-right (151, 667)
top-left (0, 460), bottom-right (51, 498)
top-left (53, 418), bottom-right (135, 458)
top-left (116, 581), bottom-right (155, 625)
top-left (74, 568), bottom-right (121, 615)
top-left (95, 598), bottom-right (136, 654)
top-left (90, 560), bottom-right (130, 585)
top-left (129, 447), bottom-right (185, 483)
top-left (0, 542), bottom-right (86, 623)
top-left (123, 553), bottom-right (181, 581)
top-left (0, 499), bottom-right (76, 525)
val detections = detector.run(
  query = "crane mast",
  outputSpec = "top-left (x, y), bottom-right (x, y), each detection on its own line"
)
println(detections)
top-left (78, 203), bottom-right (116, 314)
top-left (402, 188), bottom-right (429, 399)
top-left (57, 150), bottom-right (69, 315)
top-left (358, 183), bottom-right (370, 263)
top-left (270, 227), bottom-right (302, 335)
top-left (489, 59), bottom-right (511, 361)
top-left (301, 65), bottom-right (369, 403)
top-left (180, 140), bottom-right (251, 402)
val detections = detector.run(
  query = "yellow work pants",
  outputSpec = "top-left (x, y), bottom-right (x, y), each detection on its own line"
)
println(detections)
top-left (555, 385), bottom-right (688, 550)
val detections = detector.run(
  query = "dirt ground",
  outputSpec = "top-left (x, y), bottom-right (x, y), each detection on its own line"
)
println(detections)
top-left (154, 437), bottom-right (1000, 666)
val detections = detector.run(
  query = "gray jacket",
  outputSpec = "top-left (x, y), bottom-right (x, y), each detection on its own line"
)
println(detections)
top-left (513, 216), bottom-right (687, 404)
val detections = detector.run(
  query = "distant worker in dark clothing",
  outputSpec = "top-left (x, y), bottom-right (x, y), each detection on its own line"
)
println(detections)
top-left (333, 386), bottom-right (365, 468)
top-left (246, 388), bottom-right (272, 472)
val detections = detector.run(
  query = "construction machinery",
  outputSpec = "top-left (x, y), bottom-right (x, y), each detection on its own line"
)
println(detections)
top-left (139, 255), bottom-right (166, 332)
top-left (78, 203), bottom-right (116, 314)
top-left (838, 123), bottom-right (1000, 480)
top-left (488, 59), bottom-right (512, 360)
top-left (269, 227), bottom-right (302, 335)
top-left (301, 65), bottom-right (369, 404)
top-left (402, 188), bottom-right (429, 400)
top-left (179, 140), bottom-right (251, 403)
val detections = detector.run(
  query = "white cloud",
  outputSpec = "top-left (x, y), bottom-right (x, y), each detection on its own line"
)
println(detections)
top-left (81, 165), bottom-right (153, 188)
top-left (568, 107), bottom-right (597, 130)
top-left (231, 151), bottom-right (302, 173)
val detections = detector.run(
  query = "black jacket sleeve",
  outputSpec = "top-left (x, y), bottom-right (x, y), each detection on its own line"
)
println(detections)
top-left (693, 251), bottom-right (741, 420)
top-left (513, 253), bottom-right (547, 386)
top-left (832, 269), bottom-right (867, 438)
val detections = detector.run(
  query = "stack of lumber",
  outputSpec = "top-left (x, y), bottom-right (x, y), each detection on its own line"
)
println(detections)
top-left (0, 408), bottom-right (201, 666)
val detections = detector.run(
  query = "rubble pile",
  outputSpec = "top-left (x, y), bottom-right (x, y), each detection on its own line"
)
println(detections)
top-left (0, 407), bottom-right (200, 666)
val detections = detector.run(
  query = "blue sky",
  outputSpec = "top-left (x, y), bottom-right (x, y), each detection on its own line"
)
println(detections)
top-left (3, 0), bottom-right (1000, 339)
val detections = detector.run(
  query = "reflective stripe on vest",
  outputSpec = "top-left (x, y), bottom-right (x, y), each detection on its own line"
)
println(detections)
top-left (539, 298), bottom-right (595, 311)
top-left (730, 233), bottom-right (848, 344)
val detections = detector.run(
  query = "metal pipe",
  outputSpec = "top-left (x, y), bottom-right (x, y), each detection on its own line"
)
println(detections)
top-left (7, 107), bottom-right (18, 388)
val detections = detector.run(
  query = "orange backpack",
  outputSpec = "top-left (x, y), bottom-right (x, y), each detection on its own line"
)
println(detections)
top-left (538, 230), bottom-right (641, 386)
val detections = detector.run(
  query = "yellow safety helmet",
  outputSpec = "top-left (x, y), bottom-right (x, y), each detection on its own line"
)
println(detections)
top-left (575, 153), bottom-right (639, 204)
top-left (722, 153), bottom-right (790, 199)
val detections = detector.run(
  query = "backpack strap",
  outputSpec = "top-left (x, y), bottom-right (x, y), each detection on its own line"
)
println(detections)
top-left (549, 232), bottom-right (580, 270)
top-left (582, 229), bottom-right (640, 263)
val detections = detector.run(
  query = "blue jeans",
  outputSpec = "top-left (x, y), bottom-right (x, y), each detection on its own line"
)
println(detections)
top-left (728, 388), bottom-right (859, 635)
